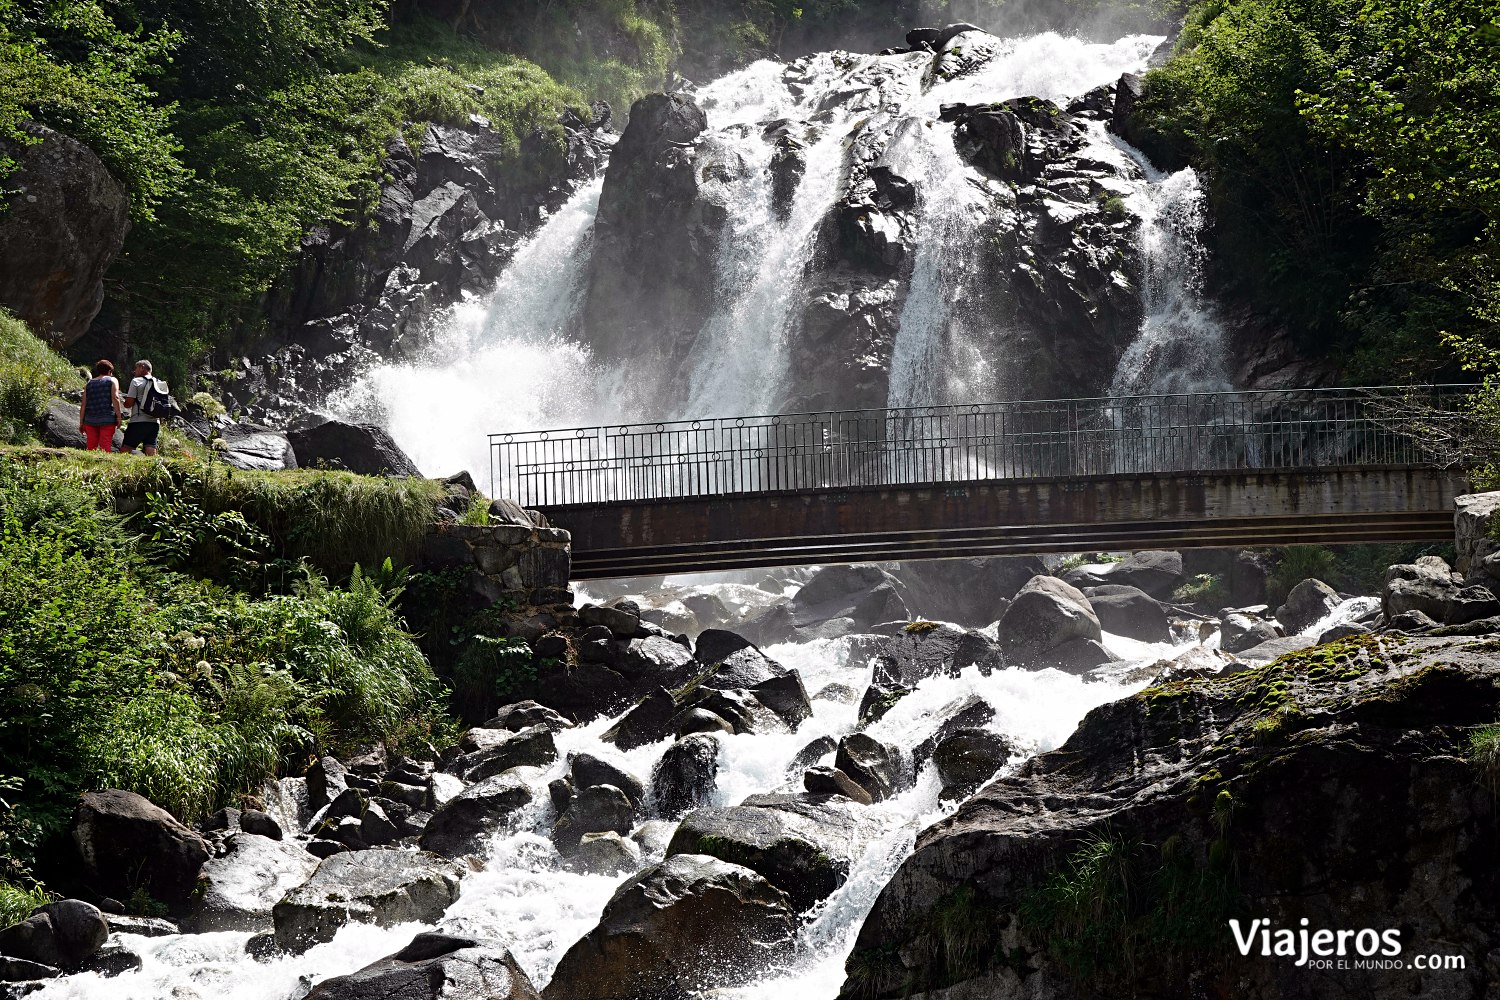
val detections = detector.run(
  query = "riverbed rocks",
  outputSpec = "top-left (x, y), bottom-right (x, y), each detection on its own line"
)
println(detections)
top-left (838, 633), bottom-right (1500, 999)
top-left (1274, 577), bottom-right (1341, 633)
top-left (0, 900), bottom-right (109, 972)
top-left (1081, 584), bottom-right (1170, 642)
top-left (871, 623), bottom-right (1001, 688)
top-left (305, 931), bottom-right (542, 1000)
top-left (188, 833), bottom-right (320, 933)
top-left (996, 575), bottom-right (1105, 671)
top-left (419, 771), bottom-right (535, 858)
top-left (72, 789), bottom-right (211, 907)
top-left (544, 854), bottom-right (796, 1000)
top-left (272, 849), bottom-right (464, 952)
top-left (1382, 555), bottom-right (1500, 626)
top-left (0, 124), bottom-right (130, 346)
top-left (667, 792), bottom-right (871, 912)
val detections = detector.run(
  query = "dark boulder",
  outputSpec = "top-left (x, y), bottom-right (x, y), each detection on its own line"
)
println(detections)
top-left (1220, 610), bottom-right (1284, 654)
top-left (1276, 578), bottom-right (1341, 633)
top-left (787, 565), bottom-right (910, 639)
top-left (787, 735), bottom-right (838, 776)
top-left (693, 629), bottom-right (788, 688)
top-left (306, 756), bottom-right (350, 813)
top-left (602, 688), bottom-right (678, 751)
top-left (569, 752), bottom-right (646, 812)
top-left (996, 576), bottom-right (1102, 668)
top-left (0, 124), bottom-right (130, 345)
top-left (803, 765), bottom-right (874, 805)
top-left (239, 810), bottom-right (282, 840)
top-left (836, 733), bottom-right (903, 802)
top-left (272, 849), bottom-right (464, 953)
top-left (887, 557), bottom-right (1044, 626)
top-left (72, 790), bottom-right (211, 906)
top-left (544, 854), bottom-right (795, 1000)
top-left (872, 623), bottom-right (1001, 688)
top-left (485, 700), bottom-right (571, 733)
top-left (0, 900), bottom-right (108, 970)
top-left (287, 420), bottom-right (420, 477)
top-left (931, 729), bottom-right (1014, 800)
top-left (553, 784), bottom-right (635, 852)
top-left (650, 734), bottom-right (721, 819)
top-left (1083, 585), bottom-right (1170, 643)
top-left (419, 772), bottom-right (534, 858)
top-left (565, 832), bottom-right (643, 876)
top-left (449, 725), bottom-right (557, 783)
top-left (668, 792), bottom-right (870, 913)
top-left (748, 672), bottom-right (813, 729)
top-left (305, 931), bottom-right (541, 1000)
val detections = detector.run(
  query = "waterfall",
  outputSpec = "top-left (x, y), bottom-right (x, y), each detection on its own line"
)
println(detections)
top-left (335, 31), bottom-right (1176, 481)
top-left (1107, 143), bottom-right (1231, 397)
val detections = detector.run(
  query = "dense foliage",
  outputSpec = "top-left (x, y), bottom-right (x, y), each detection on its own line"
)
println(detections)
top-left (0, 309), bottom-right (77, 444)
top-left (1137, 0), bottom-right (1500, 380)
top-left (0, 453), bottom-right (454, 886)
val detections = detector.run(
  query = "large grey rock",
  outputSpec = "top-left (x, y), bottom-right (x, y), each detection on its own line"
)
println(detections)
top-left (1382, 556), bottom-right (1500, 625)
top-left (0, 124), bottom-right (130, 345)
top-left (996, 576), bottom-right (1102, 667)
top-left (272, 850), bottom-right (464, 952)
top-left (0, 900), bottom-right (108, 970)
top-left (871, 623), bottom-right (1001, 688)
top-left (305, 931), bottom-right (541, 999)
top-left (1275, 578), bottom-right (1341, 633)
top-left (569, 752), bottom-right (646, 811)
top-left (72, 790), bottom-right (211, 906)
top-left (692, 630), bottom-right (788, 688)
top-left (1236, 635), bottom-right (1317, 663)
top-left (419, 772), bottom-right (534, 859)
top-left (650, 734), bottom-right (720, 819)
top-left (931, 729), bottom-right (1014, 800)
top-left (287, 420), bottom-right (420, 477)
top-left (543, 855), bottom-right (795, 1000)
top-left (449, 725), bottom-right (557, 783)
top-left (887, 557), bottom-right (1045, 626)
top-left (1083, 584), bottom-right (1170, 642)
top-left (565, 832), bottom-right (642, 876)
top-left (214, 423), bottom-right (298, 471)
top-left (1454, 492), bottom-right (1500, 586)
top-left (786, 565), bottom-right (910, 640)
top-left (666, 793), bottom-right (870, 912)
top-left (188, 833), bottom-right (319, 932)
top-left (1220, 611), bottom-right (1283, 654)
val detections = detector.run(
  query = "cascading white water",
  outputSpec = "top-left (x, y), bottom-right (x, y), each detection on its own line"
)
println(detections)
top-left (1107, 142), bottom-right (1231, 397)
top-left (335, 32), bottom-right (1172, 480)
top-left (38, 607), bottom-right (1198, 1000)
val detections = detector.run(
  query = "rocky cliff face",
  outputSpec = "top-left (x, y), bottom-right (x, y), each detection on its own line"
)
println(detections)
top-left (839, 633), bottom-right (1500, 999)
top-left (219, 112), bottom-right (612, 423)
top-left (0, 124), bottom-right (131, 346)
top-left (577, 30), bottom-right (1152, 414)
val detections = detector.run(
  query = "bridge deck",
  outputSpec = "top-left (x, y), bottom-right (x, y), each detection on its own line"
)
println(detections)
top-left (543, 466), bottom-right (1464, 579)
top-left (491, 388), bottom-right (1474, 579)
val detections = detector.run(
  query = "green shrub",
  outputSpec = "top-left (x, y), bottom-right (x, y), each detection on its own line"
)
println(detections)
top-left (0, 310), bottom-right (77, 444)
top-left (0, 879), bottom-right (51, 929)
top-left (1471, 724), bottom-right (1500, 794)
top-left (1172, 573), bottom-right (1228, 607)
top-left (1265, 545), bottom-right (1338, 606)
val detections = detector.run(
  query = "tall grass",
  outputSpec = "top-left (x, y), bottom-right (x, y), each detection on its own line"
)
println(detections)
top-left (0, 310), bottom-right (78, 444)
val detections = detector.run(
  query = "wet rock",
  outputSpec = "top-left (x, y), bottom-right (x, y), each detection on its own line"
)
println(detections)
top-left (836, 733), bottom-right (903, 802)
top-left (564, 832), bottom-right (643, 876)
top-left (0, 955), bottom-right (58, 982)
top-left (931, 729), bottom-right (1014, 800)
top-left (1276, 578), bottom-right (1341, 633)
top-left (239, 810), bottom-right (282, 840)
top-left (103, 915), bottom-right (179, 937)
top-left (553, 784), bottom-right (635, 852)
top-left (748, 671), bottom-right (814, 729)
top-left (1048, 637), bottom-right (1115, 674)
top-left (272, 849), bottom-right (464, 952)
top-left (287, 420), bottom-right (420, 477)
top-left (544, 854), bottom-right (795, 1000)
top-left (485, 701), bottom-right (572, 733)
top-left (1319, 622), bottom-right (1372, 644)
top-left (1082, 584), bottom-right (1170, 643)
top-left (651, 734), bottom-right (721, 820)
top-left (996, 576), bottom-right (1102, 668)
top-left (787, 735), bottom-right (838, 776)
top-left (888, 557), bottom-right (1045, 626)
top-left (578, 603), bottom-right (642, 637)
top-left (872, 623), bottom-right (1001, 687)
top-left (803, 766), bottom-right (874, 805)
top-left (72, 789), bottom-right (211, 906)
top-left (569, 752), bottom-right (646, 812)
top-left (602, 688), bottom-right (678, 751)
top-left (676, 687), bottom-right (788, 736)
top-left (667, 793), bottom-right (869, 913)
top-left (306, 757), bottom-right (350, 813)
top-left (619, 636), bottom-right (700, 690)
top-left (305, 931), bottom-right (541, 1000)
top-left (693, 630), bottom-right (788, 688)
top-left (858, 683), bottom-right (910, 724)
top-left (188, 833), bottom-right (319, 933)
top-left (912, 695), bottom-right (999, 771)
top-left (419, 772), bottom-right (534, 858)
top-left (787, 565), bottom-right (910, 640)
top-left (0, 900), bottom-right (108, 970)
top-left (1220, 610), bottom-right (1284, 654)
top-left (79, 942), bottom-right (141, 978)
top-left (0, 124), bottom-right (130, 345)
top-left (450, 726), bottom-right (557, 782)
top-left (674, 706), bottom-right (735, 736)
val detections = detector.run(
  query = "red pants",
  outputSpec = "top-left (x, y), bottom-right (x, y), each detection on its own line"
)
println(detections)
top-left (84, 424), bottom-right (117, 452)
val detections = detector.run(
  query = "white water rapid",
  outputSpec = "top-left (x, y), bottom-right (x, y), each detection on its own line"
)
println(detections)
top-left (38, 601), bottom-right (1207, 999)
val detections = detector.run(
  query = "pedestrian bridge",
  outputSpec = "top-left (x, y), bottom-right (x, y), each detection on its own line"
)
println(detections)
top-left (489, 387), bottom-right (1474, 580)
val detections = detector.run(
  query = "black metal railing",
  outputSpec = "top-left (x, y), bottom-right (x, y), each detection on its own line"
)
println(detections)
top-left (489, 386), bottom-right (1474, 506)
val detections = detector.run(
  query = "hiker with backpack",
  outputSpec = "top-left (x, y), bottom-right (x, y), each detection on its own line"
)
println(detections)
top-left (121, 359), bottom-right (170, 456)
